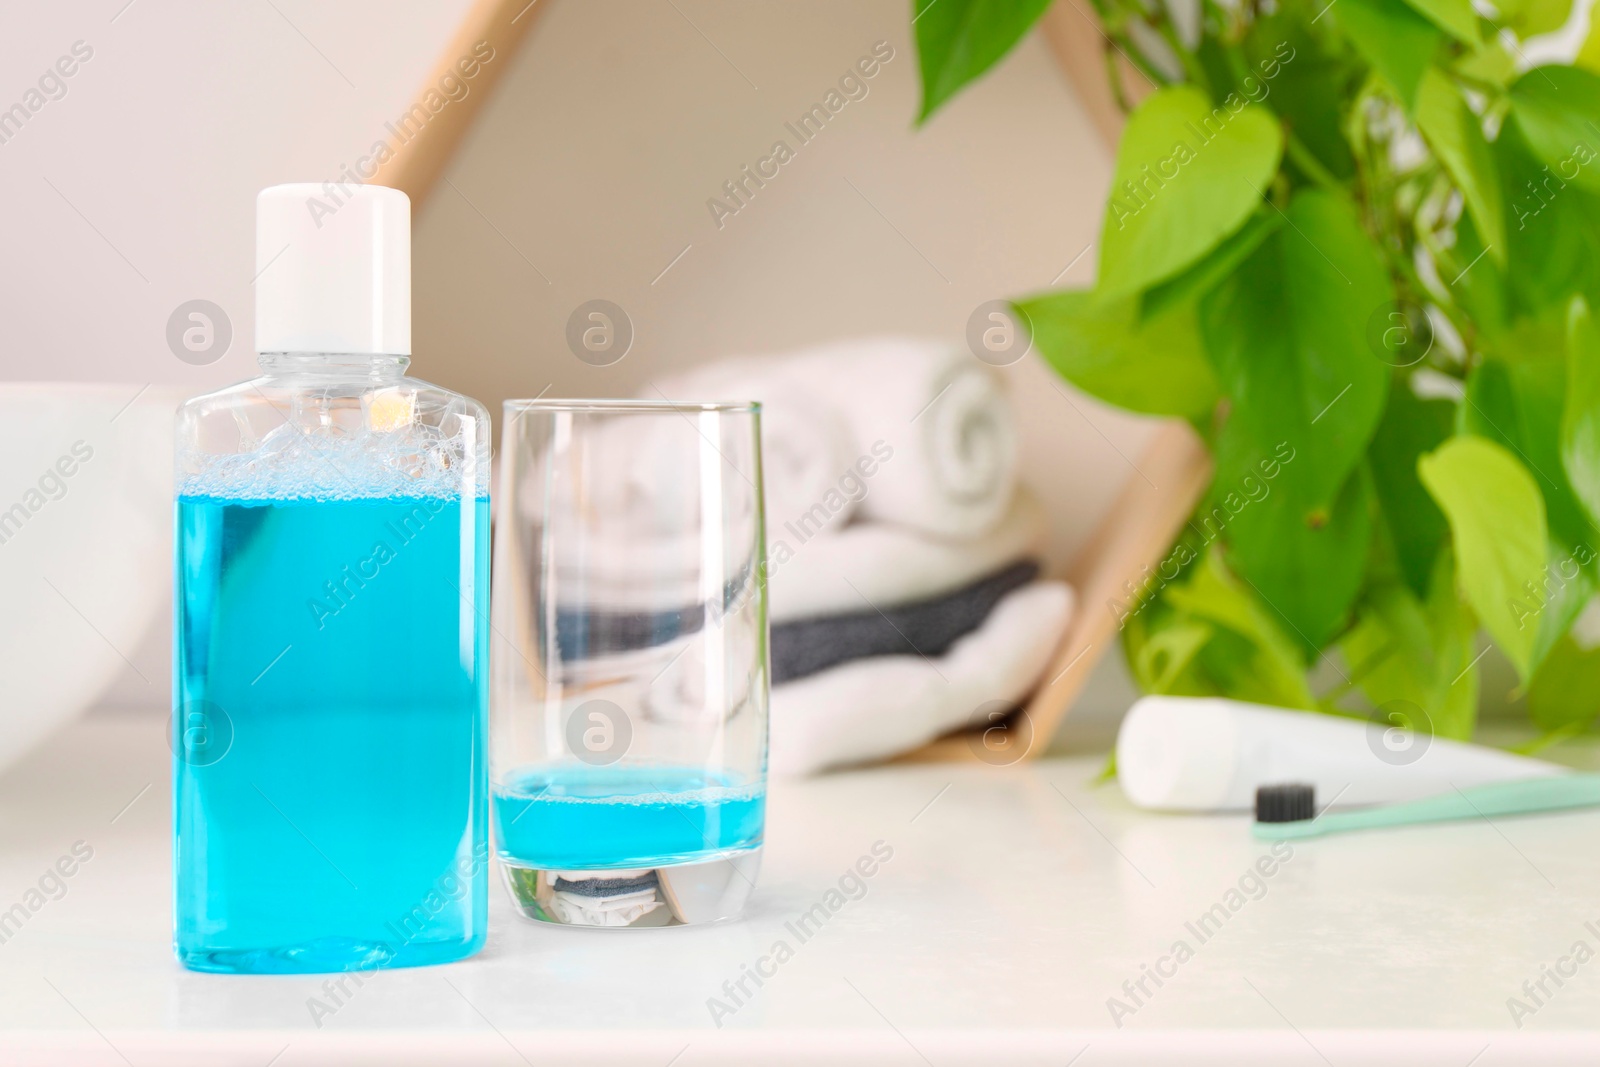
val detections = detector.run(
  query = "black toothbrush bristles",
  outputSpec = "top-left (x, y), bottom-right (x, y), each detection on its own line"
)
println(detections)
top-left (1256, 783), bottom-right (1315, 823)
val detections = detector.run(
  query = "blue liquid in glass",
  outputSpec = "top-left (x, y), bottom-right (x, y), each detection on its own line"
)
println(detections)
top-left (174, 494), bottom-right (489, 974)
top-left (493, 765), bottom-right (765, 869)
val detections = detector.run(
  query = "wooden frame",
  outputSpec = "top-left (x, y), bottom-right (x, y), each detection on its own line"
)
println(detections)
top-left (381, 0), bottom-right (549, 210)
top-left (904, 422), bottom-right (1210, 762)
top-left (394, 0), bottom-right (1213, 763)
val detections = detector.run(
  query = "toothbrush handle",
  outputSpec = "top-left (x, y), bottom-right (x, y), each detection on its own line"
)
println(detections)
top-left (1441, 774), bottom-right (1600, 818)
top-left (1255, 775), bottom-right (1600, 840)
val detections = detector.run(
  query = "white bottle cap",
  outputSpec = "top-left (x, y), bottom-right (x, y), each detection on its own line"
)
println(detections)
top-left (254, 183), bottom-right (411, 355)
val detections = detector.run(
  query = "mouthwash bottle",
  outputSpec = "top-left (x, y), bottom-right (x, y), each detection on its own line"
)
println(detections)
top-left (173, 184), bottom-right (490, 973)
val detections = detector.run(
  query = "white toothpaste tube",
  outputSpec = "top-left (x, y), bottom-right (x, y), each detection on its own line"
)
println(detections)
top-left (1116, 696), bottom-right (1564, 812)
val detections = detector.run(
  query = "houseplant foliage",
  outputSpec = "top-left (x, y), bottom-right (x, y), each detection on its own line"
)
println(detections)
top-left (913, 0), bottom-right (1600, 741)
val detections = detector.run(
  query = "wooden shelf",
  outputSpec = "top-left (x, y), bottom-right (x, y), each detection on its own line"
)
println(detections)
top-left (392, 0), bottom-right (1212, 763)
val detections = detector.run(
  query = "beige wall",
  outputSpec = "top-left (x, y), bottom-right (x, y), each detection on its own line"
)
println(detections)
top-left (0, 0), bottom-right (470, 712)
top-left (0, 0), bottom-right (473, 387)
top-left (416, 0), bottom-right (1157, 577)
top-left (3, 0), bottom-right (1152, 743)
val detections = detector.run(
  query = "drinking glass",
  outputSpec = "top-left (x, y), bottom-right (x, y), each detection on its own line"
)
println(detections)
top-left (492, 399), bottom-right (767, 927)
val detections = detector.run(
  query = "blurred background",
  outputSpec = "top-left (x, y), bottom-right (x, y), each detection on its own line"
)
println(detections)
top-left (0, 0), bottom-right (1151, 750)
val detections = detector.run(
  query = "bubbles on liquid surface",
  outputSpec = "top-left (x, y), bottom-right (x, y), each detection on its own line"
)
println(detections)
top-left (179, 416), bottom-right (485, 501)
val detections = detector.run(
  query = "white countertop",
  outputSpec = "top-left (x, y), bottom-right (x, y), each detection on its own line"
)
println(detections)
top-left (3, 712), bottom-right (1600, 1066)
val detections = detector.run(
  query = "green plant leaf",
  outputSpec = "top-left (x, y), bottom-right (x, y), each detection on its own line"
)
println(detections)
top-left (1140, 211), bottom-right (1284, 321)
top-left (1417, 68), bottom-right (1507, 262)
top-left (1201, 189), bottom-right (1392, 509)
top-left (1454, 41), bottom-right (1518, 88)
top-left (1528, 633), bottom-right (1600, 733)
top-left (1451, 208), bottom-right (1510, 334)
top-left (1565, 296), bottom-right (1600, 528)
top-left (1581, 15), bottom-right (1600, 74)
top-left (913, 0), bottom-right (1053, 123)
top-left (1462, 328), bottom-right (1600, 669)
top-left (1243, 9), bottom-right (1359, 179)
top-left (1369, 379), bottom-right (1456, 597)
top-left (1199, 190), bottom-right (1392, 649)
top-left (1127, 614), bottom-right (1216, 693)
top-left (1419, 435), bottom-right (1549, 678)
top-left (1341, 553), bottom-right (1479, 740)
top-left (1467, 319), bottom-right (1596, 556)
top-left (1496, 122), bottom-right (1600, 319)
top-left (1337, 0), bottom-right (1442, 113)
top-left (1015, 289), bottom-right (1220, 422)
top-left (1494, 0), bottom-right (1573, 39)
top-left (1507, 66), bottom-right (1600, 195)
top-left (1423, 573), bottom-right (1483, 742)
top-left (1400, 0), bottom-right (1482, 42)
top-left (1221, 462), bottom-right (1375, 653)
top-left (1535, 562), bottom-right (1598, 671)
top-left (1097, 86), bottom-right (1285, 299)
top-left (1159, 547), bottom-right (1318, 708)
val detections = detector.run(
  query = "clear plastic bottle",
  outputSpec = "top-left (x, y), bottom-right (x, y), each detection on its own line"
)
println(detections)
top-left (172, 184), bottom-right (490, 973)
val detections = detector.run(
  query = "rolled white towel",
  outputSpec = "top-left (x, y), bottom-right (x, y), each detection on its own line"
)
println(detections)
top-left (652, 358), bottom-right (859, 537)
top-left (519, 401), bottom-right (768, 542)
top-left (769, 490), bottom-right (1045, 622)
top-left (655, 336), bottom-right (1019, 540)
top-left (815, 337), bottom-right (1019, 539)
top-left (768, 581), bottom-right (1074, 776)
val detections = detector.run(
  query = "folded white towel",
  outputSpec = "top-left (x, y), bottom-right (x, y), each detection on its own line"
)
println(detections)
top-left (509, 410), bottom-right (762, 613)
top-left (529, 523), bottom-right (760, 614)
top-left (767, 581), bottom-right (1074, 777)
top-left (769, 490), bottom-right (1045, 622)
top-left (524, 486), bottom-right (1041, 622)
top-left (643, 612), bottom-right (759, 726)
top-left (656, 336), bottom-right (1019, 540)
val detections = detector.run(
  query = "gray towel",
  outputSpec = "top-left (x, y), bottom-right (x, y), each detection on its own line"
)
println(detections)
top-left (770, 560), bottom-right (1040, 684)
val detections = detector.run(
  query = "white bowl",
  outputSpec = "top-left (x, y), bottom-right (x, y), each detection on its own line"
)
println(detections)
top-left (0, 383), bottom-right (181, 772)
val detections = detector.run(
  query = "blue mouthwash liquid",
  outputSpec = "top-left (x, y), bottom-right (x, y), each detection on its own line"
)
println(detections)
top-left (174, 493), bottom-right (489, 973)
top-left (493, 765), bottom-right (764, 869)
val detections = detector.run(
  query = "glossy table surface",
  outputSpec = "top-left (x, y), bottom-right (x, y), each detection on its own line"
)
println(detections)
top-left (2, 712), bottom-right (1599, 1065)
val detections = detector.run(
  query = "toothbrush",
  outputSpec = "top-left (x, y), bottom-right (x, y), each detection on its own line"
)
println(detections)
top-left (1252, 775), bottom-right (1600, 840)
